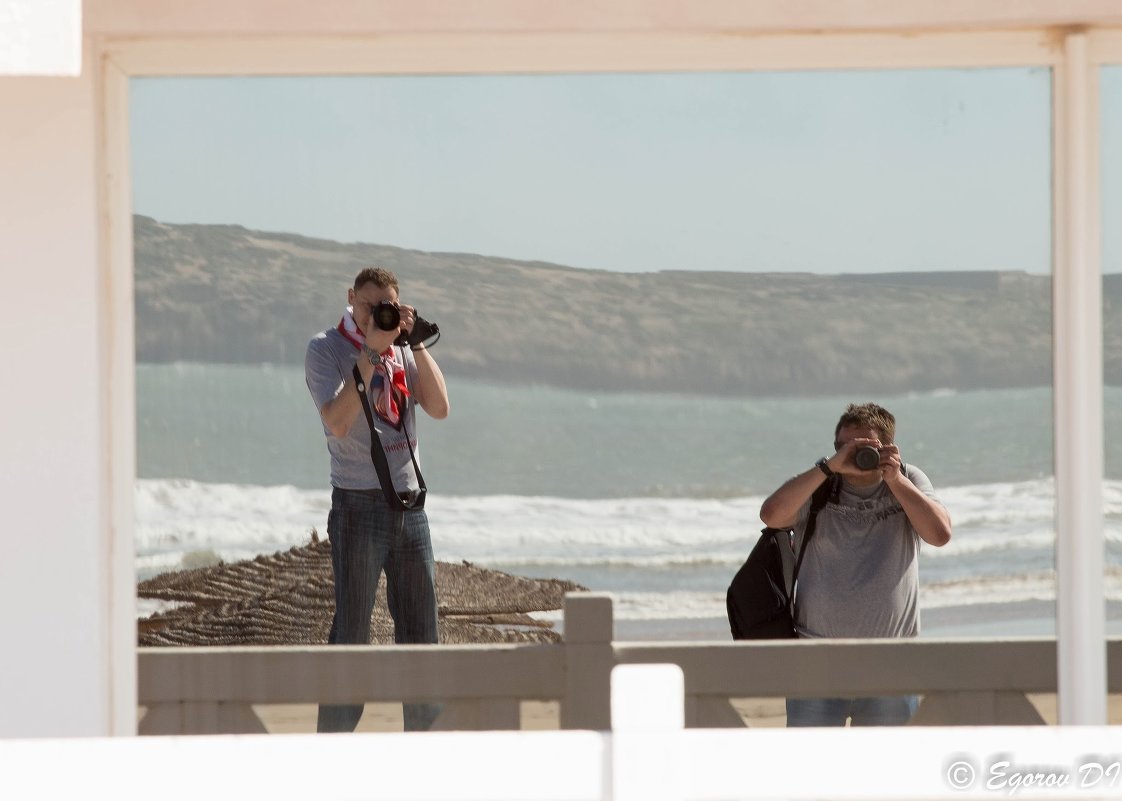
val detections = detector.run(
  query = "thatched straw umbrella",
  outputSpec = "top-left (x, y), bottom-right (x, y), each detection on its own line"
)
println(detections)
top-left (139, 538), bottom-right (585, 646)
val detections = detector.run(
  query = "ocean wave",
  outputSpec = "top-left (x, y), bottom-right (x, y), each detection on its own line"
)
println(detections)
top-left (920, 527), bottom-right (1058, 558)
top-left (134, 477), bottom-right (1122, 582)
top-left (132, 478), bottom-right (1122, 624)
top-left (921, 569), bottom-right (1122, 608)
top-left (135, 478), bottom-right (329, 557)
top-left (530, 569), bottom-right (1122, 622)
top-left (528, 591), bottom-right (731, 622)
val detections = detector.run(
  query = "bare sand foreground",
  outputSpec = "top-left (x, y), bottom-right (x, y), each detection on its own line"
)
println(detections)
top-left (195, 694), bottom-right (1122, 733)
top-left (168, 699), bottom-right (783, 734)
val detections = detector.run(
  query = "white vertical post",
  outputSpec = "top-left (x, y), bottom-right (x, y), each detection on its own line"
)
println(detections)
top-left (0, 40), bottom-right (109, 737)
top-left (611, 665), bottom-right (683, 801)
top-left (97, 43), bottom-right (139, 737)
top-left (1053, 31), bottom-right (1107, 724)
top-left (562, 593), bottom-right (616, 730)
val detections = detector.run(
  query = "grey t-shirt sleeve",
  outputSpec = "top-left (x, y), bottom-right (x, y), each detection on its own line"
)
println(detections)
top-left (903, 464), bottom-right (943, 504)
top-left (792, 494), bottom-right (813, 534)
top-left (305, 334), bottom-right (345, 412)
top-left (405, 347), bottom-right (420, 399)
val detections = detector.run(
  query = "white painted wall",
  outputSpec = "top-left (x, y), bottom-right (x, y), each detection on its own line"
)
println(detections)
top-left (0, 0), bottom-right (81, 75)
top-left (0, 43), bottom-right (115, 736)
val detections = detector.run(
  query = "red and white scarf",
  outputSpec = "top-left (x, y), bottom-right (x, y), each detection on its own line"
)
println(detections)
top-left (337, 306), bottom-right (365, 349)
top-left (338, 307), bottom-right (410, 428)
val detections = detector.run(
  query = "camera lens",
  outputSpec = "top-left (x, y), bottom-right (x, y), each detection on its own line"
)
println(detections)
top-left (373, 301), bottom-right (400, 331)
top-left (854, 445), bottom-right (881, 471)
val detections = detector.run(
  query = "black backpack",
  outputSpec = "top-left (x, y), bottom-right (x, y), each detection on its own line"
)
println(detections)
top-left (726, 476), bottom-right (838, 640)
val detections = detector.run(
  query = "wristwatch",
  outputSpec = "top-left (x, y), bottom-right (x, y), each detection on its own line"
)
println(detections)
top-left (815, 456), bottom-right (834, 477)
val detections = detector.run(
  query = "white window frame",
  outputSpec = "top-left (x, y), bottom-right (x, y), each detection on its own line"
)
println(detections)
top-left (98, 24), bottom-right (1121, 730)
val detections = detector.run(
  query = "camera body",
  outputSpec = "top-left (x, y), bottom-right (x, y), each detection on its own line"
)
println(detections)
top-left (372, 301), bottom-right (401, 332)
top-left (853, 445), bottom-right (881, 471)
top-left (370, 300), bottom-right (442, 349)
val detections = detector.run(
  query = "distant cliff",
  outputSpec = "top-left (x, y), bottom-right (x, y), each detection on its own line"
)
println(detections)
top-left (135, 215), bottom-right (1117, 396)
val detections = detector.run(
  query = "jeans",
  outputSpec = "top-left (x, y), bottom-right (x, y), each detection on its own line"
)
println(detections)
top-left (786, 695), bottom-right (919, 727)
top-left (317, 487), bottom-right (441, 733)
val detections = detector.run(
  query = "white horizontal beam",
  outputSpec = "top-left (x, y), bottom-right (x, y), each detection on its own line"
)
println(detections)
top-left (138, 644), bottom-right (566, 704)
top-left (1089, 28), bottom-right (1122, 62)
top-left (103, 29), bottom-right (1061, 77)
top-left (3, 726), bottom-right (1120, 800)
top-left (0, 731), bottom-right (610, 801)
top-left (137, 638), bottom-right (1122, 707)
top-left (685, 727), bottom-right (1122, 800)
top-left (615, 639), bottom-right (1086, 696)
top-left (83, 0), bottom-right (1122, 37)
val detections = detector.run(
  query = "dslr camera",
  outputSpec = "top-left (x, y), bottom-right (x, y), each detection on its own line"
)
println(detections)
top-left (372, 300), bottom-right (402, 332)
top-left (853, 445), bottom-right (881, 471)
top-left (371, 300), bottom-right (442, 349)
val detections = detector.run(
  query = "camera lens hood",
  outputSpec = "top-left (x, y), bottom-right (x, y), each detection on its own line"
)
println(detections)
top-left (373, 301), bottom-right (401, 331)
top-left (853, 445), bottom-right (881, 471)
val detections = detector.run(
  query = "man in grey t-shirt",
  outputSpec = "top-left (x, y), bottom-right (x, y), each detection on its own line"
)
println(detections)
top-left (759, 402), bottom-right (952, 726)
top-left (305, 266), bottom-right (450, 733)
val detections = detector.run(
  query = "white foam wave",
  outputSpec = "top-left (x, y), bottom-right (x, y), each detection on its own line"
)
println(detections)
top-left (134, 477), bottom-right (1122, 586)
top-left (135, 479), bottom-right (329, 575)
top-left (612, 592), bottom-right (727, 620)
top-left (134, 480), bottom-right (771, 567)
top-left (919, 527), bottom-right (1058, 558)
top-left (532, 570), bottom-right (1122, 622)
top-left (132, 478), bottom-right (1122, 624)
top-left (922, 569), bottom-right (1122, 608)
top-left (529, 592), bottom-right (733, 623)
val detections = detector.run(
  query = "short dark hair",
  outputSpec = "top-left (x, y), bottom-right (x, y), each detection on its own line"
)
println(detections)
top-left (835, 402), bottom-right (896, 444)
top-left (353, 267), bottom-right (399, 293)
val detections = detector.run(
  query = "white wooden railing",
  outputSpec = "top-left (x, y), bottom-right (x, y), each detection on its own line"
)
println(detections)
top-left (137, 593), bottom-right (1122, 734)
top-left (6, 664), bottom-right (1122, 801)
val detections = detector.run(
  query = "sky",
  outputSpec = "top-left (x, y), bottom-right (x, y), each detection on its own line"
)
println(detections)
top-left (129, 66), bottom-right (1122, 275)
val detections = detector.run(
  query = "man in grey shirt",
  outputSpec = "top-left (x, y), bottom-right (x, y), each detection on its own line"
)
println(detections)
top-left (759, 402), bottom-right (951, 726)
top-left (305, 266), bottom-right (450, 732)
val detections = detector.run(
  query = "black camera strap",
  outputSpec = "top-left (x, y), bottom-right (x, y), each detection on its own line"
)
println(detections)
top-left (789, 475), bottom-right (840, 616)
top-left (351, 354), bottom-right (427, 511)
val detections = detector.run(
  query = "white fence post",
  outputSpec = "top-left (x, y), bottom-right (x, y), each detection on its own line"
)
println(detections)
top-left (611, 664), bottom-right (684, 801)
top-left (1053, 28), bottom-right (1108, 726)
top-left (561, 593), bottom-right (616, 730)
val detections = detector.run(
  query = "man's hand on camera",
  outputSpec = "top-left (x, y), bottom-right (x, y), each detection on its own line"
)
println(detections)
top-left (827, 437), bottom-right (888, 477)
top-left (364, 323), bottom-right (399, 354)
top-left (397, 304), bottom-right (417, 337)
top-left (360, 301), bottom-right (412, 353)
top-left (878, 443), bottom-right (904, 484)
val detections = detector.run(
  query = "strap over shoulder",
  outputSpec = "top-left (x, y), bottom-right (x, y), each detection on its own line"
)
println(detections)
top-left (788, 474), bottom-right (839, 619)
top-left (352, 361), bottom-right (427, 511)
top-left (811, 474), bottom-right (840, 512)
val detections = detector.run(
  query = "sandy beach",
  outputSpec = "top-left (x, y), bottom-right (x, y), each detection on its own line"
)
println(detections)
top-left (140, 698), bottom-right (783, 733)
top-left (160, 693), bottom-right (1121, 734)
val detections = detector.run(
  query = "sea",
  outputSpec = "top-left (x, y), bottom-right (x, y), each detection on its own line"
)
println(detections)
top-left (135, 362), bottom-right (1122, 639)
